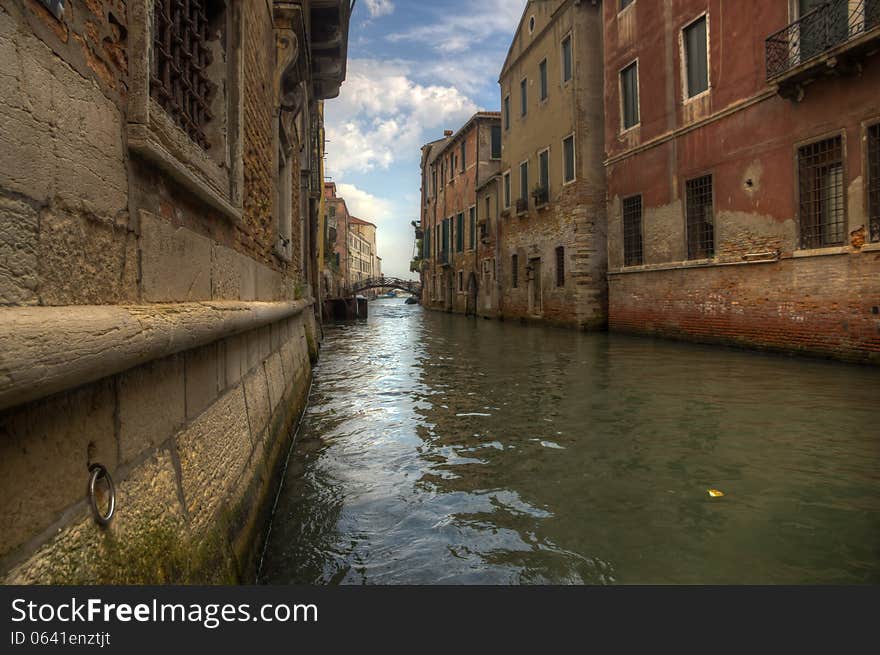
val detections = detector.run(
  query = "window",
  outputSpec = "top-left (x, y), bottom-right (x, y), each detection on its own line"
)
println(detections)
top-left (441, 219), bottom-right (450, 261)
top-left (458, 271), bottom-right (463, 292)
top-left (503, 172), bottom-right (511, 208)
top-left (535, 149), bottom-right (550, 204)
top-left (870, 124), bottom-right (879, 243)
top-left (491, 125), bottom-right (502, 159)
top-left (450, 154), bottom-right (456, 178)
top-left (685, 175), bottom-right (715, 259)
top-left (469, 207), bottom-right (476, 250)
top-left (621, 62), bottom-right (640, 130)
top-left (520, 161), bottom-right (529, 202)
top-left (461, 141), bottom-right (467, 172)
top-left (555, 246), bottom-right (565, 287)
top-left (528, 15), bottom-right (536, 34)
top-left (424, 228), bottom-right (431, 259)
top-left (504, 95), bottom-right (510, 130)
top-left (512, 254), bottom-right (519, 288)
top-left (798, 136), bottom-right (845, 249)
top-left (151, 0), bottom-right (221, 149)
top-left (622, 195), bottom-right (644, 266)
top-left (441, 160), bottom-right (446, 185)
top-left (484, 196), bottom-right (491, 224)
top-left (520, 78), bottom-right (528, 116)
top-left (539, 59), bottom-right (548, 100)
top-left (620, 0), bottom-right (634, 10)
top-left (683, 16), bottom-right (709, 98)
top-left (456, 212), bottom-right (464, 252)
top-left (563, 135), bottom-right (575, 183)
top-left (561, 35), bottom-right (572, 83)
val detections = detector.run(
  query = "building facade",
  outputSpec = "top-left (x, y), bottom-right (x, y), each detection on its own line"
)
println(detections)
top-left (349, 216), bottom-right (378, 289)
top-left (0, 0), bottom-right (349, 582)
top-left (420, 112), bottom-right (502, 315)
top-left (323, 181), bottom-right (350, 299)
top-left (604, 0), bottom-right (880, 363)
top-left (496, 0), bottom-right (607, 329)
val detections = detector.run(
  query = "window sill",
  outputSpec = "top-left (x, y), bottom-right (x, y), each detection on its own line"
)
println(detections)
top-left (792, 245), bottom-right (849, 258)
top-left (127, 124), bottom-right (243, 222)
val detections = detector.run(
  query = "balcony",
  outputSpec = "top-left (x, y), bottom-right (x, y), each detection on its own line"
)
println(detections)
top-left (531, 186), bottom-right (549, 208)
top-left (439, 249), bottom-right (450, 266)
top-left (766, 0), bottom-right (880, 98)
top-left (516, 197), bottom-right (529, 215)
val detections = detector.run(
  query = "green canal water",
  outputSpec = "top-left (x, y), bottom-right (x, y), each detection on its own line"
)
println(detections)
top-left (259, 299), bottom-right (880, 584)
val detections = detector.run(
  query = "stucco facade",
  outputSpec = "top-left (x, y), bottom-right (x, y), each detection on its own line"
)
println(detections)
top-left (604, 0), bottom-right (880, 363)
top-left (496, 0), bottom-right (607, 329)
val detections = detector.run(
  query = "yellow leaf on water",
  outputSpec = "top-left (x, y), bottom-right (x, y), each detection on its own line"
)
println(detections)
top-left (708, 489), bottom-right (725, 498)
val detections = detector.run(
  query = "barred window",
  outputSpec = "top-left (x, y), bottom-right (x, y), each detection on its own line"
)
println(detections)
top-left (151, 0), bottom-right (224, 150)
top-left (868, 124), bottom-right (879, 243)
top-left (511, 254), bottom-right (519, 288)
top-left (686, 175), bottom-right (714, 259)
top-left (622, 195), bottom-right (643, 266)
top-left (555, 246), bottom-right (565, 287)
top-left (798, 136), bottom-right (845, 249)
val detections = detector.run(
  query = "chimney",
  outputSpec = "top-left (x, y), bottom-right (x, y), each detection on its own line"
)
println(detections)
top-left (444, 130), bottom-right (453, 137)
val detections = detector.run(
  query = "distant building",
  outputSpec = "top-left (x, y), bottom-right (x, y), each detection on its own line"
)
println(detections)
top-left (603, 0), bottom-right (880, 362)
top-left (349, 216), bottom-right (378, 290)
top-left (495, 0), bottom-right (607, 329)
top-left (323, 182), bottom-right (351, 298)
top-left (420, 112), bottom-right (502, 315)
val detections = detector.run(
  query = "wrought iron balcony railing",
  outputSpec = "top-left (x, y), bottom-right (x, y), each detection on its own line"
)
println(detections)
top-left (532, 187), bottom-right (549, 206)
top-left (766, 0), bottom-right (880, 80)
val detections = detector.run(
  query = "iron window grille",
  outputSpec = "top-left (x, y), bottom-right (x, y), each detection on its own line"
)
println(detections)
top-left (555, 246), bottom-right (565, 287)
top-left (511, 254), bottom-right (519, 288)
top-left (869, 123), bottom-right (879, 242)
top-left (151, 0), bottom-right (219, 150)
top-left (798, 136), bottom-right (846, 249)
top-left (622, 194), bottom-right (644, 266)
top-left (685, 175), bottom-right (715, 259)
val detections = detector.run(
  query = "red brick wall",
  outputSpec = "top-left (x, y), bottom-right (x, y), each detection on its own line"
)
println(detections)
top-left (609, 253), bottom-right (880, 364)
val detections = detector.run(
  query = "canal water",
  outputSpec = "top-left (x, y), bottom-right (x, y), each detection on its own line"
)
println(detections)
top-left (259, 299), bottom-right (880, 584)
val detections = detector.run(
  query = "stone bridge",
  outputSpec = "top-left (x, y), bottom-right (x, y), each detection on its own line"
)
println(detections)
top-left (351, 277), bottom-right (421, 297)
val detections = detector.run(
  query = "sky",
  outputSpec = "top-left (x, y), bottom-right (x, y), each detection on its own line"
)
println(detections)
top-left (323, 0), bottom-right (526, 280)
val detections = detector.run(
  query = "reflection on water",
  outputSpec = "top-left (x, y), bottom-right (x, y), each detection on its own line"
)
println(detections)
top-left (259, 300), bottom-right (880, 584)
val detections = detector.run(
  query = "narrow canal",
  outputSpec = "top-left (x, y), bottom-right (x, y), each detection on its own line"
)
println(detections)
top-left (259, 299), bottom-right (880, 584)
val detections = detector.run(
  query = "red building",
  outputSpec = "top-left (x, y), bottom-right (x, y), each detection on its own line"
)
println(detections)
top-left (420, 112), bottom-right (502, 315)
top-left (603, 0), bottom-right (880, 363)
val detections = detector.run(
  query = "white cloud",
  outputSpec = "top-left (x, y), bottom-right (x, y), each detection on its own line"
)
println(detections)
top-left (335, 183), bottom-right (418, 280)
top-left (386, 0), bottom-right (524, 53)
top-left (324, 59), bottom-right (478, 177)
top-left (364, 0), bottom-right (395, 18)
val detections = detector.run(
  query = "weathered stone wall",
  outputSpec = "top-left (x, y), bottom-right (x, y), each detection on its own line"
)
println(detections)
top-left (0, 305), bottom-right (318, 583)
top-left (0, 0), bottom-right (321, 583)
top-left (0, 1), bottom-right (132, 307)
top-left (498, 181), bottom-right (606, 329)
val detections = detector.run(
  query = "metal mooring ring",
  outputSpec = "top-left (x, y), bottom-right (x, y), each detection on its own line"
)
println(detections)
top-left (87, 464), bottom-right (116, 527)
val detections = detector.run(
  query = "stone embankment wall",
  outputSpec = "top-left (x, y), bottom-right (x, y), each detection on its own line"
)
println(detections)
top-left (0, 302), bottom-right (318, 583)
top-left (0, 0), bottom-right (322, 582)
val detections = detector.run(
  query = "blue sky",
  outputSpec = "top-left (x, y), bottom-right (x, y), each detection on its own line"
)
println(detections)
top-left (324, 0), bottom-right (526, 279)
